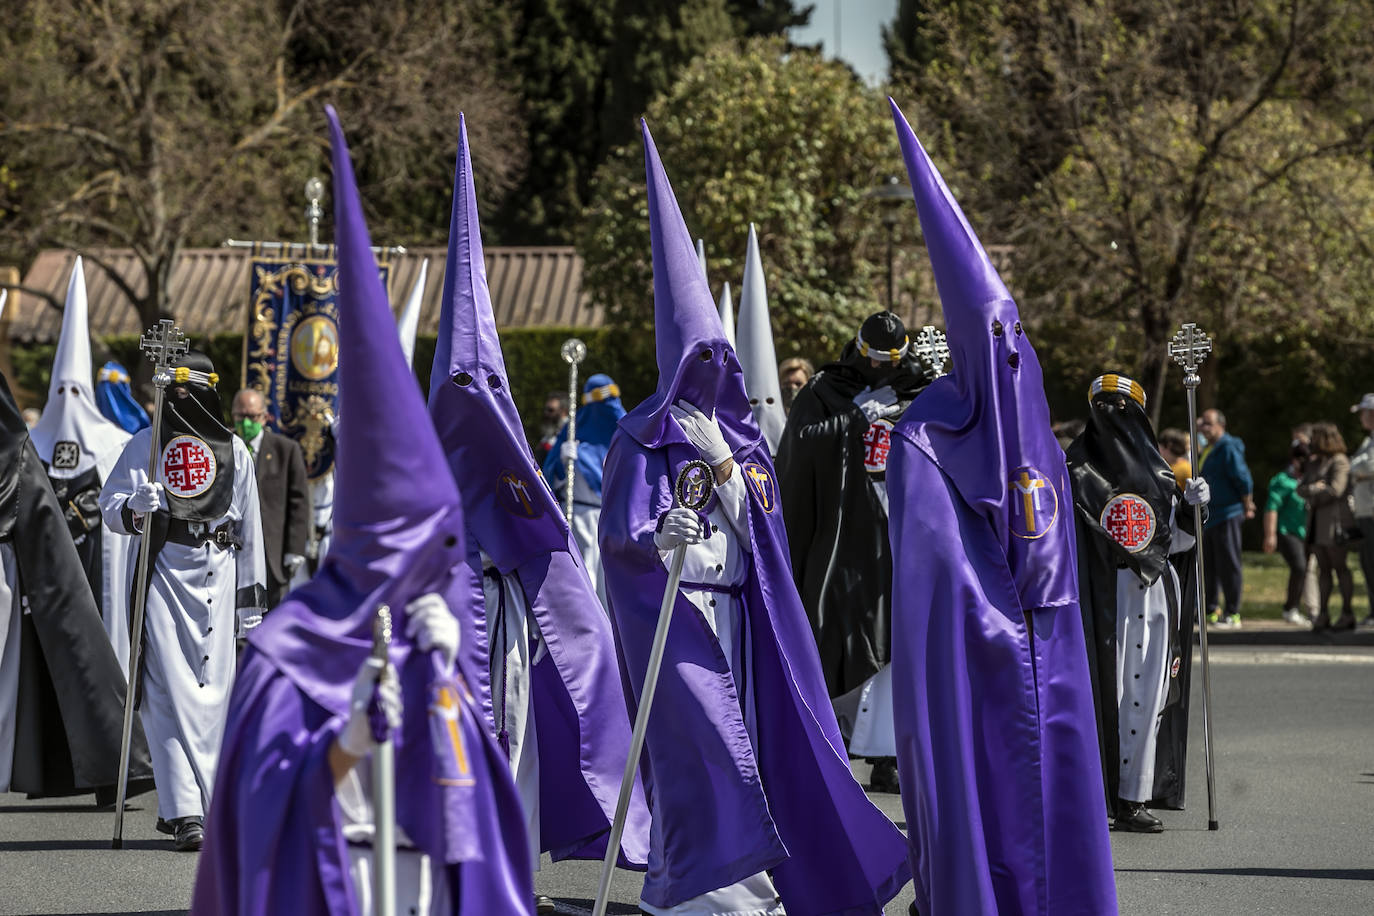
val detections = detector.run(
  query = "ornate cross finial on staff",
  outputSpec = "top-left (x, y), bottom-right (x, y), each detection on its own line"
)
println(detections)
top-left (913, 325), bottom-right (950, 380)
top-left (112, 317), bottom-right (189, 849)
top-left (1168, 322), bottom-right (1212, 389)
top-left (139, 318), bottom-right (189, 383)
top-left (1166, 318), bottom-right (1220, 832)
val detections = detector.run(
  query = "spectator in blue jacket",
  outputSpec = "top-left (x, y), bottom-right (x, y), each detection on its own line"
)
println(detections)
top-left (1197, 408), bottom-right (1255, 627)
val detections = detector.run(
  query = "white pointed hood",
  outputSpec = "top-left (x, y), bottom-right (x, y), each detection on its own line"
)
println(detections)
top-left (0, 289), bottom-right (8, 323)
top-left (717, 281), bottom-right (737, 348)
top-left (397, 257), bottom-right (428, 369)
top-left (29, 257), bottom-right (130, 479)
top-left (735, 225), bottom-right (786, 454)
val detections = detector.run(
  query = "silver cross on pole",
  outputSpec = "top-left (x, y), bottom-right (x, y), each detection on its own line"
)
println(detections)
top-left (112, 319), bottom-right (189, 848)
top-left (913, 325), bottom-right (950, 380)
top-left (1167, 321), bottom-right (1220, 832)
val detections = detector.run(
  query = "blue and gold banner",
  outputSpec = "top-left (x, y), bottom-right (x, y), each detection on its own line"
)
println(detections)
top-left (243, 244), bottom-right (390, 479)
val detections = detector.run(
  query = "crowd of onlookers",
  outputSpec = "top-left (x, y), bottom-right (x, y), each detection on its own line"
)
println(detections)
top-left (1257, 397), bottom-right (1374, 631)
top-left (1148, 397), bottom-right (1374, 631)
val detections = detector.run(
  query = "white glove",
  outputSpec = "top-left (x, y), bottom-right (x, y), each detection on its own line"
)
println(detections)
top-left (128, 481), bottom-right (166, 515)
top-left (404, 592), bottom-right (460, 669)
top-left (337, 657), bottom-right (402, 757)
top-left (236, 610), bottom-right (263, 638)
top-left (284, 553), bottom-right (306, 575)
top-left (1183, 477), bottom-right (1210, 507)
top-left (669, 401), bottom-right (731, 467)
top-left (560, 440), bottom-right (579, 463)
top-left (853, 386), bottom-right (899, 424)
top-left (654, 506), bottom-right (704, 550)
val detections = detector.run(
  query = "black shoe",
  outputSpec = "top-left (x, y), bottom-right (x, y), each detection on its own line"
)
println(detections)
top-left (868, 757), bottom-right (901, 794)
top-left (155, 817), bottom-right (175, 836)
top-left (1333, 613), bottom-right (1357, 631)
top-left (173, 816), bottom-right (204, 851)
top-left (1113, 801), bottom-right (1163, 833)
top-left (534, 895), bottom-right (556, 914)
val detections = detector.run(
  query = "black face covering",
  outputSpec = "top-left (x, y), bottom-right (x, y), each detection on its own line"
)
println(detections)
top-left (158, 350), bottom-right (234, 521)
top-left (1066, 392), bottom-right (1179, 585)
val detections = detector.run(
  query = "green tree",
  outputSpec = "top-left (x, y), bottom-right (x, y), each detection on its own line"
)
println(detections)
top-left (887, 0), bottom-right (1374, 424)
top-left (493, 0), bottom-right (810, 245)
top-left (0, 0), bottom-right (521, 332)
top-left (581, 37), bottom-right (901, 355)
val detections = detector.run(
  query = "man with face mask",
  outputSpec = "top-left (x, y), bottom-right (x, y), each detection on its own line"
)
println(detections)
top-left (774, 310), bottom-right (929, 791)
top-left (99, 351), bottom-right (266, 851)
top-left (1067, 375), bottom-right (1210, 833)
top-left (598, 122), bottom-right (910, 916)
top-left (231, 388), bottom-right (310, 608)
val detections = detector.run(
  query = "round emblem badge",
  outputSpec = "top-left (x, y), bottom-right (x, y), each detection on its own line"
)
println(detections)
top-left (290, 314), bottom-right (340, 381)
top-left (742, 461), bottom-right (777, 513)
top-left (1170, 658), bottom-right (1182, 678)
top-left (495, 469), bottom-right (541, 518)
top-left (1099, 493), bottom-right (1157, 553)
top-left (674, 460), bottom-right (715, 511)
top-left (1008, 465), bottom-right (1059, 540)
top-left (862, 418), bottom-right (894, 474)
top-left (160, 435), bottom-right (217, 498)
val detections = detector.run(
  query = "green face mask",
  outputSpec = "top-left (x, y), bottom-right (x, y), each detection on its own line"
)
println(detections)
top-left (235, 417), bottom-right (264, 442)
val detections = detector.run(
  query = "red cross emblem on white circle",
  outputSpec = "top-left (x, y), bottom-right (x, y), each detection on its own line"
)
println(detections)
top-left (1099, 493), bottom-right (1156, 552)
top-left (160, 435), bottom-right (217, 498)
top-left (863, 418), bottom-right (894, 474)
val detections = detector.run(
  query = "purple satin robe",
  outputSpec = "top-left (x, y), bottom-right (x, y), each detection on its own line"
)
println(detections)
top-left (885, 99), bottom-right (1118, 916)
top-left (600, 424), bottom-right (911, 914)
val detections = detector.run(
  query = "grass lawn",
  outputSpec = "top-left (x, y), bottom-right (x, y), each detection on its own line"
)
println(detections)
top-left (1240, 550), bottom-right (1370, 620)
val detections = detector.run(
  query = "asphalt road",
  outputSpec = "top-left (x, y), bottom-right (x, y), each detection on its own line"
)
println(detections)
top-left (2, 644), bottom-right (1371, 915)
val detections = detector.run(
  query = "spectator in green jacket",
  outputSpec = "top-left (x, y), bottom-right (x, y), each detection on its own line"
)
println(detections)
top-left (1264, 424), bottom-right (1312, 627)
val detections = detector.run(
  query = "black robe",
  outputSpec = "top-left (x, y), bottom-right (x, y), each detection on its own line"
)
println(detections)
top-left (0, 373), bottom-right (153, 799)
top-left (775, 351), bottom-right (927, 697)
top-left (1067, 403), bottom-right (1200, 815)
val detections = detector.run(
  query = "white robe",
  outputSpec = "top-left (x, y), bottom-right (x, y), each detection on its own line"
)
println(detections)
top-left (99, 430), bottom-right (266, 820)
top-left (642, 470), bottom-right (784, 916)
top-left (338, 761), bottom-right (453, 915)
top-left (567, 472), bottom-right (608, 609)
top-left (1115, 517), bottom-right (1194, 803)
top-left (0, 545), bottom-right (20, 792)
top-left (481, 553), bottom-right (542, 866)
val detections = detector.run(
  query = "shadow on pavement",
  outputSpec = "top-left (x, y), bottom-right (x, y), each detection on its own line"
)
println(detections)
top-left (550, 898), bottom-right (642, 914)
top-left (1118, 867), bottom-right (1374, 881)
top-left (1206, 628), bottom-right (1374, 647)
top-left (0, 838), bottom-right (169, 852)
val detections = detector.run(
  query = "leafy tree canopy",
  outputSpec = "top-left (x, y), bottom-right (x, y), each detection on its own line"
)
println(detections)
top-left (886, 0), bottom-right (1374, 423)
top-left (581, 36), bottom-right (902, 359)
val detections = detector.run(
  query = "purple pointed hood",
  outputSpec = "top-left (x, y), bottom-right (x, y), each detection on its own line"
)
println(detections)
top-left (619, 121), bottom-right (760, 453)
top-left (427, 114), bottom-right (570, 573)
top-left (889, 98), bottom-right (1073, 608)
top-left (248, 107), bottom-right (469, 713)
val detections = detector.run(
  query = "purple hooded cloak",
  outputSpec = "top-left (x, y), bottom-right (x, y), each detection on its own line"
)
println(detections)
top-left (597, 121), bottom-right (911, 914)
top-left (425, 115), bottom-right (649, 866)
top-left (884, 100), bottom-right (1118, 916)
top-left (190, 107), bottom-right (531, 916)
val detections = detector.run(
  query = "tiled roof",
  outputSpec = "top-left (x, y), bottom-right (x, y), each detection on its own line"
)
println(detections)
top-left (6, 245), bottom-right (600, 343)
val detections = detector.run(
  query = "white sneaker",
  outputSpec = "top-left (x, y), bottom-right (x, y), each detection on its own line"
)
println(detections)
top-left (1282, 608), bottom-right (1311, 628)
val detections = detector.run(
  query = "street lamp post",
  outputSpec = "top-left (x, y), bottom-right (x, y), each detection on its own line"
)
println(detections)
top-left (864, 175), bottom-right (911, 313)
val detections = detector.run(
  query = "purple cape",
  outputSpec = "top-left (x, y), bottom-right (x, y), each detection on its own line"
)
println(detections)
top-left (597, 120), bottom-right (910, 914)
top-left (885, 100), bottom-right (1117, 915)
top-left (190, 105), bottom-right (532, 915)
top-left (426, 114), bottom-right (649, 866)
